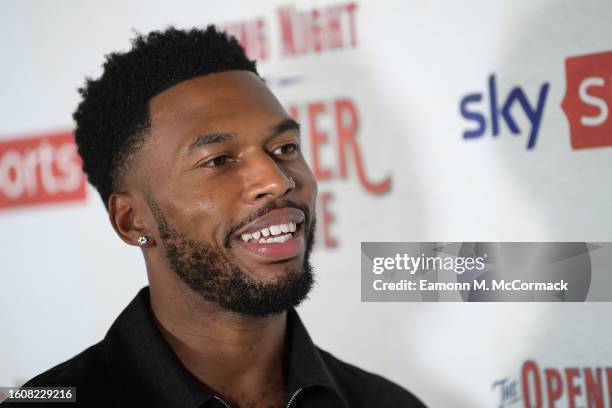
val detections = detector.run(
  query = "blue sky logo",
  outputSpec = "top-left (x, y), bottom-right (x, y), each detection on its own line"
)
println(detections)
top-left (460, 75), bottom-right (550, 149)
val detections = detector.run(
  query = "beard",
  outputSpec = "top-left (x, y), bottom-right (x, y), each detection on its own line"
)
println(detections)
top-left (145, 194), bottom-right (316, 317)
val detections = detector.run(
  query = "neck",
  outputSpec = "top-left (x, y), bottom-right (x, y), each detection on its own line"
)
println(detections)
top-left (148, 269), bottom-right (287, 404)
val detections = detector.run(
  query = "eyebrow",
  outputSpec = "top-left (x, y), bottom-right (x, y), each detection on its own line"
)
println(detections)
top-left (270, 118), bottom-right (300, 137)
top-left (185, 132), bottom-right (235, 156)
top-left (184, 118), bottom-right (300, 157)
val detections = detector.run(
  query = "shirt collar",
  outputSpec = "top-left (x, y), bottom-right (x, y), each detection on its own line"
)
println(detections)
top-left (103, 287), bottom-right (348, 407)
top-left (284, 309), bottom-right (350, 407)
top-left (103, 287), bottom-right (213, 407)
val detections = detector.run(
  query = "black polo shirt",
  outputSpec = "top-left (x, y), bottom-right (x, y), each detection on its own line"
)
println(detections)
top-left (10, 287), bottom-right (426, 407)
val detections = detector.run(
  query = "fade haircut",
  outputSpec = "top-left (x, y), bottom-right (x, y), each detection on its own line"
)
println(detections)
top-left (73, 25), bottom-right (259, 207)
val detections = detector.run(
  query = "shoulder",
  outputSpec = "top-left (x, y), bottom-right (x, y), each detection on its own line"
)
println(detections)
top-left (317, 347), bottom-right (428, 408)
top-left (23, 341), bottom-right (108, 387)
top-left (15, 341), bottom-right (111, 407)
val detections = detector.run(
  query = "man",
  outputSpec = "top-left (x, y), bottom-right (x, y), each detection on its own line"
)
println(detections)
top-left (16, 26), bottom-right (425, 407)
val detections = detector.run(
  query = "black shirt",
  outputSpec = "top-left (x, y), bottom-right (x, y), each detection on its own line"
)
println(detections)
top-left (8, 287), bottom-right (426, 407)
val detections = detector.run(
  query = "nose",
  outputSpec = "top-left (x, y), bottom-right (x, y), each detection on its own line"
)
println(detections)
top-left (242, 152), bottom-right (294, 204)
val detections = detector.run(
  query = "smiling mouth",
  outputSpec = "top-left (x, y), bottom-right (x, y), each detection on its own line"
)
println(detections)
top-left (233, 208), bottom-right (306, 262)
top-left (239, 221), bottom-right (302, 244)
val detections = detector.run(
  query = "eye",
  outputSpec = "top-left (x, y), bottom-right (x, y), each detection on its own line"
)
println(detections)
top-left (272, 142), bottom-right (300, 156)
top-left (201, 154), bottom-right (233, 168)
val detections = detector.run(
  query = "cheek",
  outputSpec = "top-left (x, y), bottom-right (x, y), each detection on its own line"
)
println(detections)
top-left (307, 175), bottom-right (318, 209)
top-left (297, 163), bottom-right (318, 203)
top-left (162, 186), bottom-right (233, 243)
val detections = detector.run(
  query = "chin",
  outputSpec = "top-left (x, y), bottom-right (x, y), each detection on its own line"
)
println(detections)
top-left (243, 260), bottom-right (304, 283)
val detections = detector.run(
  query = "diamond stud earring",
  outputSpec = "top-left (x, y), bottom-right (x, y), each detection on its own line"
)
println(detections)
top-left (137, 236), bottom-right (149, 246)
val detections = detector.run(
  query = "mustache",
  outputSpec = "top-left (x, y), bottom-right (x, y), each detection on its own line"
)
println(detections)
top-left (224, 199), bottom-right (312, 248)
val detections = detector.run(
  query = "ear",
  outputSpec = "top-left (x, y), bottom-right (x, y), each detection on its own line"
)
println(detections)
top-left (108, 192), bottom-right (155, 247)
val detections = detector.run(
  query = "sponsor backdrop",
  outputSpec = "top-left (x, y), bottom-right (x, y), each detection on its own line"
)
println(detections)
top-left (1, 1), bottom-right (611, 406)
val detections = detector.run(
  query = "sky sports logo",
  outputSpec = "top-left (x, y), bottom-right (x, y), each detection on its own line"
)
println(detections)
top-left (460, 50), bottom-right (612, 150)
top-left (0, 131), bottom-right (87, 210)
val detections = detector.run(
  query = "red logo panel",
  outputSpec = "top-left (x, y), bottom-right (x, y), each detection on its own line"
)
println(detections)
top-left (0, 131), bottom-right (87, 210)
top-left (562, 51), bottom-right (612, 149)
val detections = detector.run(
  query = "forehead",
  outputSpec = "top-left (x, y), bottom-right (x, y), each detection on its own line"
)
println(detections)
top-left (128, 71), bottom-right (292, 192)
top-left (148, 70), bottom-right (286, 142)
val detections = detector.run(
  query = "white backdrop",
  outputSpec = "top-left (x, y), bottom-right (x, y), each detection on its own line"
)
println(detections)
top-left (2, 1), bottom-right (612, 407)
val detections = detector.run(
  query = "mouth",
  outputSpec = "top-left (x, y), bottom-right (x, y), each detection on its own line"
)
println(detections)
top-left (233, 207), bottom-right (306, 262)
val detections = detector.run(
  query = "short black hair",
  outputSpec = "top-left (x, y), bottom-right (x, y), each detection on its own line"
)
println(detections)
top-left (73, 25), bottom-right (259, 207)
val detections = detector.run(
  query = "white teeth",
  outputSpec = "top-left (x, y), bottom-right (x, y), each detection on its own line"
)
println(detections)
top-left (273, 234), bottom-right (292, 243)
top-left (242, 222), bottom-right (300, 243)
top-left (250, 232), bottom-right (293, 244)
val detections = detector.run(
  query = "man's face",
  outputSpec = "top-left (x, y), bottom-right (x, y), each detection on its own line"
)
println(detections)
top-left (133, 71), bottom-right (318, 316)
